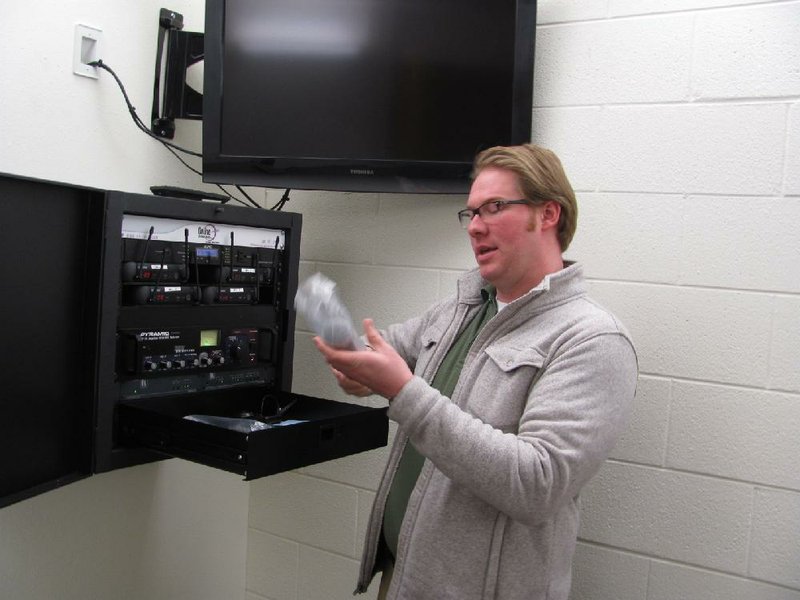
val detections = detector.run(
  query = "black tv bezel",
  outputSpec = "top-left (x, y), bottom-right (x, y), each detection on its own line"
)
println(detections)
top-left (202, 0), bottom-right (537, 194)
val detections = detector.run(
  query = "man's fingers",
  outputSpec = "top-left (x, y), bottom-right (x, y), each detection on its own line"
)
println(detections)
top-left (312, 336), bottom-right (330, 356)
top-left (363, 319), bottom-right (386, 350)
top-left (314, 336), bottom-right (345, 363)
top-left (332, 367), bottom-right (372, 396)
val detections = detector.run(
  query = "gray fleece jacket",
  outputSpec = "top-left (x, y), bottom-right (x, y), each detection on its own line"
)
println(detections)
top-left (355, 263), bottom-right (638, 600)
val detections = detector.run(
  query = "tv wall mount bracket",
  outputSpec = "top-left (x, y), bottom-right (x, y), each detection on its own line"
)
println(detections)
top-left (151, 8), bottom-right (203, 139)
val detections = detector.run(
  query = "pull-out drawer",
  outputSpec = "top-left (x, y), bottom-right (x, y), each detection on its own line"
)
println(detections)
top-left (117, 390), bottom-right (388, 480)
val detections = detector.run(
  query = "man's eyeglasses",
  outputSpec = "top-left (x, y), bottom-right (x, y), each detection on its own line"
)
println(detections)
top-left (457, 199), bottom-right (532, 229)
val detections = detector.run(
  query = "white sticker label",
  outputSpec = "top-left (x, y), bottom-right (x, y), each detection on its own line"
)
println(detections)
top-left (122, 215), bottom-right (285, 249)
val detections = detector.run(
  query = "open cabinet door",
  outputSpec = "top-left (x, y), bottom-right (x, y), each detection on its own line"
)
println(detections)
top-left (0, 173), bottom-right (104, 508)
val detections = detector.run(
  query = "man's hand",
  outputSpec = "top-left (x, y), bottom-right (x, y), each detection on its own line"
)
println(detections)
top-left (314, 319), bottom-right (413, 399)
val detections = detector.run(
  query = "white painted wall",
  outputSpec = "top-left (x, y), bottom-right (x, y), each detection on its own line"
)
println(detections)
top-left (0, 0), bottom-right (219, 197)
top-left (0, 3), bottom-right (248, 600)
top-left (247, 1), bottom-right (800, 599)
top-left (1, 1), bottom-right (798, 600)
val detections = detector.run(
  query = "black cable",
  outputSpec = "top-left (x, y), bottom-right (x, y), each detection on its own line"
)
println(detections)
top-left (90, 58), bottom-right (266, 210)
top-left (214, 185), bottom-right (251, 208)
top-left (270, 188), bottom-right (291, 211)
top-left (163, 143), bottom-right (202, 176)
top-left (212, 184), bottom-right (259, 208)
top-left (156, 142), bottom-right (254, 207)
top-left (236, 185), bottom-right (260, 208)
top-left (89, 59), bottom-right (202, 157)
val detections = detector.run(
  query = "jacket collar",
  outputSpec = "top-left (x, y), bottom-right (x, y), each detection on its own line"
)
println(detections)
top-left (457, 261), bottom-right (585, 311)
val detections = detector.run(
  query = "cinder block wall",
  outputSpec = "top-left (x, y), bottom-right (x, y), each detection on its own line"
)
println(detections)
top-left (245, 1), bottom-right (800, 599)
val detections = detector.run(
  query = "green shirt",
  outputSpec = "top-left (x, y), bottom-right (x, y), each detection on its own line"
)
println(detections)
top-left (382, 287), bottom-right (498, 558)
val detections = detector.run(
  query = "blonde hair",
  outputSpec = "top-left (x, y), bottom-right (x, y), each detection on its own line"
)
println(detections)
top-left (473, 144), bottom-right (578, 251)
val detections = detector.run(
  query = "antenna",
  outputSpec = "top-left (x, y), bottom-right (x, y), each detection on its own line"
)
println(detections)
top-left (194, 255), bottom-right (201, 305)
top-left (183, 228), bottom-right (189, 283)
top-left (229, 231), bottom-right (235, 283)
top-left (137, 225), bottom-right (155, 280)
top-left (254, 241), bottom-right (261, 304)
top-left (272, 235), bottom-right (280, 310)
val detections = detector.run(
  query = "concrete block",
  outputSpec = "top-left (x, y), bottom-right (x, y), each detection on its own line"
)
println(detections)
top-left (598, 104), bottom-right (786, 195)
top-left (648, 560), bottom-right (800, 600)
top-left (291, 332), bottom-right (349, 401)
top-left (297, 261), bottom-right (317, 288)
top-left (770, 296), bottom-right (800, 393)
top-left (568, 543), bottom-right (649, 600)
top-left (587, 282), bottom-right (772, 387)
top-left (0, 459), bottom-right (249, 600)
top-left (290, 191), bottom-right (379, 265)
top-left (537, 0), bottom-right (608, 24)
top-left (749, 488), bottom-right (800, 589)
top-left (249, 473), bottom-right (359, 557)
top-left (786, 103), bottom-right (800, 195)
top-left (438, 270), bottom-right (466, 301)
top-left (373, 194), bottom-right (474, 270)
top-left (0, 464), bottom-right (154, 600)
top-left (317, 264), bottom-right (441, 328)
top-left (246, 530), bottom-right (298, 600)
top-left (299, 446), bottom-right (389, 492)
top-left (608, 375), bottom-right (670, 466)
top-left (535, 16), bottom-right (691, 106)
top-left (579, 462), bottom-right (752, 572)
top-left (567, 192), bottom-right (685, 284)
top-left (610, 0), bottom-right (776, 17)
top-left (693, 3), bottom-right (800, 99)
top-left (667, 381), bottom-right (800, 490)
top-left (129, 461), bottom-right (250, 600)
top-left (679, 195), bottom-right (800, 293)
top-left (530, 106), bottom-right (607, 192)
top-left (297, 546), bottom-right (377, 600)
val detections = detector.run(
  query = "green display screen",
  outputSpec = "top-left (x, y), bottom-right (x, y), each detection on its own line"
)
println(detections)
top-left (200, 329), bottom-right (219, 347)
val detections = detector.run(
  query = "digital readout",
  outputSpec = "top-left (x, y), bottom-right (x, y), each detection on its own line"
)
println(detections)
top-left (200, 329), bottom-right (220, 347)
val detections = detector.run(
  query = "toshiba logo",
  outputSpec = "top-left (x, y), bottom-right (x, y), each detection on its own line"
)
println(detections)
top-left (350, 169), bottom-right (375, 176)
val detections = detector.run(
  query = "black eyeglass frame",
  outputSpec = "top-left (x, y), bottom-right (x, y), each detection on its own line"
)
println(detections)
top-left (457, 199), bottom-right (534, 228)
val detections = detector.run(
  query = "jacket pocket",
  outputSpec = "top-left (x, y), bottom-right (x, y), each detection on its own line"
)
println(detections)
top-left (481, 512), bottom-right (507, 600)
top-left (421, 323), bottom-right (444, 349)
top-left (414, 323), bottom-right (445, 377)
top-left (466, 345), bottom-right (545, 433)
top-left (485, 344), bottom-right (544, 372)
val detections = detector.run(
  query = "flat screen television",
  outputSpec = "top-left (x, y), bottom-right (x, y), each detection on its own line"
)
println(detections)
top-left (202, 0), bottom-right (537, 194)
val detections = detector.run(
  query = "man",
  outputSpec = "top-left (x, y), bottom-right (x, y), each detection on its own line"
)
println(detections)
top-left (314, 144), bottom-right (638, 600)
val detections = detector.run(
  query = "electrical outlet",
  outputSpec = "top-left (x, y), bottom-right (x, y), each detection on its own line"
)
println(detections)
top-left (73, 24), bottom-right (103, 78)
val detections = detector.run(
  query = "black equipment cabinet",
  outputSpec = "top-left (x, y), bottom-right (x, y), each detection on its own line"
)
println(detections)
top-left (0, 174), bottom-right (388, 508)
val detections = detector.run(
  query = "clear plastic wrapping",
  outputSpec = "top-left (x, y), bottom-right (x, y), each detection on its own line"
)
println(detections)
top-left (184, 415), bottom-right (272, 433)
top-left (294, 273), bottom-right (364, 350)
top-left (183, 415), bottom-right (307, 432)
